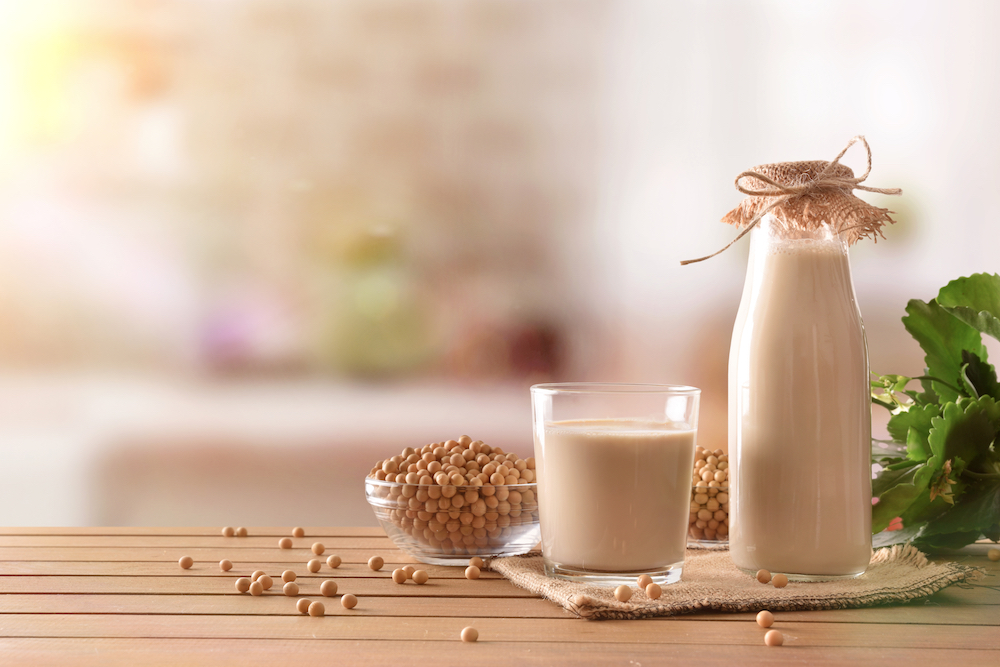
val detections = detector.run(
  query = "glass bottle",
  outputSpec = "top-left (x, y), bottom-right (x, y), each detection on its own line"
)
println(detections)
top-left (728, 212), bottom-right (872, 580)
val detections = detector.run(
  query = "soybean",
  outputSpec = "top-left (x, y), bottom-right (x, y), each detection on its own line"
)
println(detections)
top-left (236, 527), bottom-right (248, 537)
top-left (251, 570), bottom-right (266, 582)
top-left (308, 601), bottom-right (325, 617)
top-left (249, 581), bottom-right (263, 596)
top-left (465, 565), bottom-right (481, 580)
top-left (392, 569), bottom-right (408, 584)
top-left (341, 593), bottom-right (358, 609)
top-left (327, 554), bottom-right (342, 569)
top-left (221, 527), bottom-right (235, 537)
top-left (235, 577), bottom-right (251, 593)
top-left (278, 538), bottom-right (292, 549)
top-left (756, 569), bottom-right (772, 584)
top-left (320, 580), bottom-right (338, 597)
top-left (764, 629), bottom-right (784, 646)
top-left (312, 542), bottom-right (325, 556)
top-left (645, 583), bottom-right (662, 599)
top-left (307, 559), bottom-right (322, 573)
top-left (469, 557), bottom-right (484, 569)
top-left (756, 610), bottom-right (774, 628)
top-left (772, 574), bottom-right (788, 588)
top-left (281, 570), bottom-right (297, 583)
top-left (283, 582), bottom-right (300, 596)
top-left (178, 556), bottom-right (193, 569)
top-left (220, 559), bottom-right (233, 572)
top-left (296, 598), bottom-right (312, 614)
top-left (461, 626), bottom-right (479, 642)
top-left (412, 570), bottom-right (429, 584)
top-left (637, 574), bottom-right (653, 588)
top-left (368, 556), bottom-right (384, 571)
top-left (292, 527), bottom-right (305, 538)
top-left (614, 585), bottom-right (632, 602)
top-left (258, 575), bottom-right (273, 591)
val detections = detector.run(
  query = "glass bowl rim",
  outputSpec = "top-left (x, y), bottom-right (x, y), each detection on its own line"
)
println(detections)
top-left (530, 382), bottom-right (700, 396)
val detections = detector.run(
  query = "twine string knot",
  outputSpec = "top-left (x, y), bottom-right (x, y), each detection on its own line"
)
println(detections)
top-left (681, 136), bottom-right (902, 266)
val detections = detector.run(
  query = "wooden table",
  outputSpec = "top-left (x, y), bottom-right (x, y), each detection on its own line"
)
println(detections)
top-left (2, 528), bottom-right (997, 665)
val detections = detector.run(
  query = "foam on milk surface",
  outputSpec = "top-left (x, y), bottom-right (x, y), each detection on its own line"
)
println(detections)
top-left (535, 418), bottom-right (696, 572)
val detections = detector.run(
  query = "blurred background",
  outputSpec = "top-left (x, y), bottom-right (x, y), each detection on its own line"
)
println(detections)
top-left (2, 0), bottom-right (999, 527)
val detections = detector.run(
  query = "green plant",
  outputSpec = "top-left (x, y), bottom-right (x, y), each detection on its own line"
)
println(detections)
top-left (871, 273), bottom-right (1000, 550)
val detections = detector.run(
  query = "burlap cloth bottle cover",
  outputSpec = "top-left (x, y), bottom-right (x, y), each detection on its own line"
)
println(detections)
top-left (490, 138), bottom-right (984, 619)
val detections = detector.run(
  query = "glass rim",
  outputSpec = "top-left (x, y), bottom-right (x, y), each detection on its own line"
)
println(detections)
top-left (530, 382), bottom-right (700, 396)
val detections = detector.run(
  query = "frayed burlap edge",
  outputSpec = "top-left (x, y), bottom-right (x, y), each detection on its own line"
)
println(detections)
top-left (488, 544), bottom-right (984, 620)
top-left (721, 161), bottom-right (895, 246)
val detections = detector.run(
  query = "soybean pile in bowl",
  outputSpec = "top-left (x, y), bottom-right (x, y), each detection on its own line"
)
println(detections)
top-left (365, 436), bottom-right (540, 566)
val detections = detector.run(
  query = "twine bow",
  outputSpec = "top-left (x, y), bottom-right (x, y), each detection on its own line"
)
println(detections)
top-left (680, 136), bottom-right (902, 266)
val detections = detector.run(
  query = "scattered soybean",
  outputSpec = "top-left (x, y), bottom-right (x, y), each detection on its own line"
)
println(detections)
top-left (320, 580), bottom-right (338, 597)
top-left (327, 554), bottom-right (342, 569)
top-left (341, 593), bottom-right (358, 609)
top-left (178, 556), bottom-right (193, 569)
top-left (461, 627), bottom-right (479, 643)
top-left (219, 559), bottom-right (233, 572)
top-left (614, 585), bottom-right (632, 602)
top-left (756, 610), bottom-right (774, 628)
top-left (368, 556), bottom-right (384, 571)
top-left (764, 629), bottom-right (784, 646)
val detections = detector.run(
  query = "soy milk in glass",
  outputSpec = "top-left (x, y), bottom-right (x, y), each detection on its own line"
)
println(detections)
top-left (531, 384), bottom-right (700, 585)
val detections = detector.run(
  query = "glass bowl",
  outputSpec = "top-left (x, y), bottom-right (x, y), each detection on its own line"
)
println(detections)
top-left (687, 484), bottom-right (730, 548)
top-left (365, 478), bottom-right (540, 565)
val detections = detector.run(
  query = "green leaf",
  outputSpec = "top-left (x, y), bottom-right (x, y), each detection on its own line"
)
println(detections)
top-left (942, 306), bottom-right (1000, 343)
top-left (903, 299), bottom-right (987, 402)
top-left (872, 459), bottom-right (919, 496)
top-left (961, 350), bottom-right (1000, 402)
top-left (872, 523), bottom-right (925, 548)
top-left (936, 273), bottom-right (1000, 321)
top-left (886, 403), bottom-right (940, 458)
top-left (916, 530), bottom-right (984, 551)
top-left (871, 462), bottom-right (937, 533)
top-left (920, 478), bottom-right (1000, 539)
top-left (926, 396), bottom-right (1000, 469)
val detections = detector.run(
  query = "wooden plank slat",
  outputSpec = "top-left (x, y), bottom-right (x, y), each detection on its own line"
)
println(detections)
top-left (0, 561), bottom-right (499, 579)
top-left (3, 637), bottom-right (997, 667)
top-left (2, 615), bottom-right (999, 650)
top-left (1, 593), bottom-right (997, 625)
top-left (0, 535), bottom-right (396, 548)
top-left (0, 575), bottom-right (535, 597)
top-left (0, 527), bottom-right (386, 537)
top-left (0, 593), bottom-right (570, 618)
top-left (0, 547), bottom-right (427, 564)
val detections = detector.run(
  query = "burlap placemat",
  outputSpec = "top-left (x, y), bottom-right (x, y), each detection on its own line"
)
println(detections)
top-left (489, 545), bottom-right (983, 620)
